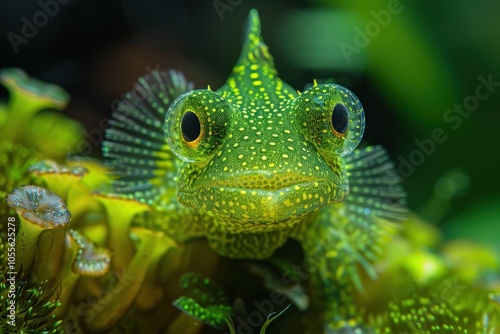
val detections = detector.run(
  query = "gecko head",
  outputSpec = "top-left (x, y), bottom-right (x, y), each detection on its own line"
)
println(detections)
top-left (165, 82), bottom-right (364, 228)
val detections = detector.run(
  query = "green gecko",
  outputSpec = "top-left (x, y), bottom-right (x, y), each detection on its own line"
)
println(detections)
top-left (103, 9), bottom-right (406, 331)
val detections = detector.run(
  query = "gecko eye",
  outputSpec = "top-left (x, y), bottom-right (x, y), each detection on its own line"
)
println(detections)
top-left (181, 111), bottom-right (201, 142)
top-left (331, 103), bottom-right (349, 135)
top-left (165, 89), bottom-right (231, 162)
top-left (296, 83), bottom-right (365, 157)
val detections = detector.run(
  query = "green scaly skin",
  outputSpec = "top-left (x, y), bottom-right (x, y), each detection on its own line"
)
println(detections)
top-left (104, 9), bottom-right (406, 331)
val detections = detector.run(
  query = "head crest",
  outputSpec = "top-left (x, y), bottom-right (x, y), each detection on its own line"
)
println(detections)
top-left (237, 9), bottom-right (275, 68)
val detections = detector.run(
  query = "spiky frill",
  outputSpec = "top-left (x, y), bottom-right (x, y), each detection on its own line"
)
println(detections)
top-left (102, 69), bottom-right (193, 208)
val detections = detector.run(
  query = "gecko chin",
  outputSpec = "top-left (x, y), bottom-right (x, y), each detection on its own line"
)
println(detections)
top-left (178, 177), bottom-right (347, 228)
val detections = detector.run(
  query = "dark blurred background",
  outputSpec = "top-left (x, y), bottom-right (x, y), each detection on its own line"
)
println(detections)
top-left (1, 0), bottom-right (499, 250)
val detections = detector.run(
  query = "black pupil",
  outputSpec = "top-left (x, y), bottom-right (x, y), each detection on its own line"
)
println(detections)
top-left (332, 104), bottom-right (349, 134)
top-left (181, 111), bottom-right (201, 142)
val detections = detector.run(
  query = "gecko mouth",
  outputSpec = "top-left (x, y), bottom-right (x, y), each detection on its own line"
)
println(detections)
top-left (204, 174), bottom-right (321, 191)
top-left (179, 172), bottom-right (346, 227)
